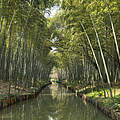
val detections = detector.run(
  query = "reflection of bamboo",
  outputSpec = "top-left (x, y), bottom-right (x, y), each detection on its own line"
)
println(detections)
top-left (82, 94), bottom-right (87, 105)
top-left (50, 83), bottom-right (58, 99)
top-left (2, 99), bottom-right (8, 108)
top-left (10, 97), bottom-right (16, 104)
top-left (75, 90), bottom-right (77, 96)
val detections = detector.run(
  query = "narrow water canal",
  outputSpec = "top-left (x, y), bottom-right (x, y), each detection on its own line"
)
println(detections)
top-left (0, 83), bottom-right (111, 120)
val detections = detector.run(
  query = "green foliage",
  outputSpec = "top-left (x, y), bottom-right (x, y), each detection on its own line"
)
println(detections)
top-left (0, 0), bottom-right (58, 95)
top-left (47, 0), bottom-right (120, 96)
top-left (0, 0), bottom-right (120, 97)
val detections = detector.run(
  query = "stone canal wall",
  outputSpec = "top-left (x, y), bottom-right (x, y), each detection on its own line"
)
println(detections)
top-left (0, 83), bottom-right (51, 110)
top-left (65, 85), bottom-right (120, 120)
top-left (79, 94), bottom-right (120, 120)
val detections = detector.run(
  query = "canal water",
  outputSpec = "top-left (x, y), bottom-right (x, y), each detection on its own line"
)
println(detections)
top-left (0, 83), bottom-right (111, 120)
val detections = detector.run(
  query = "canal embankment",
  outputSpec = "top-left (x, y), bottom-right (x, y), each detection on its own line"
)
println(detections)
top-left (63, 83), bottom-right (120, 120)
top-left (0, 81), bottom-right (120, 120)
top-left (0, 82), bottom-right (52, 110)
top-left (0, 83), bottom-right (111, 120)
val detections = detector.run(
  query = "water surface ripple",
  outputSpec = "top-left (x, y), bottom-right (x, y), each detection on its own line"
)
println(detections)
top-left (0, 83), bottom-right (111, 120)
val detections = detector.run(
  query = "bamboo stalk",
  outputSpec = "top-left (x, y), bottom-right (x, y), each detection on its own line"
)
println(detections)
top-left (89, 13), bottom-right (113, 97)
top-left (80, 21), bottom-right (106, 98)
top-left (104, 0), bottom-right (120, 63)
top-left (0, 16), bottom-right (4, 33)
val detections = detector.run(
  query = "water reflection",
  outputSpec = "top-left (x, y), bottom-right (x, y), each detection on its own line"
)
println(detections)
top-left (0, 83), bottom-right (111, 120)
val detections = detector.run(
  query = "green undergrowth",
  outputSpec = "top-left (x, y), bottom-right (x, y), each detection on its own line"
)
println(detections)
top-left (86, 89), bottom-right (120, 112)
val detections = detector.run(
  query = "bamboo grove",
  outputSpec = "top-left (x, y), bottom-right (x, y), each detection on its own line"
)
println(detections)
top-left (0, 0), bottom-right (120, 98)
top-left (50, 0), bottom-right (120, 98)
top-left (0, 0), bottom-right (60, 95)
